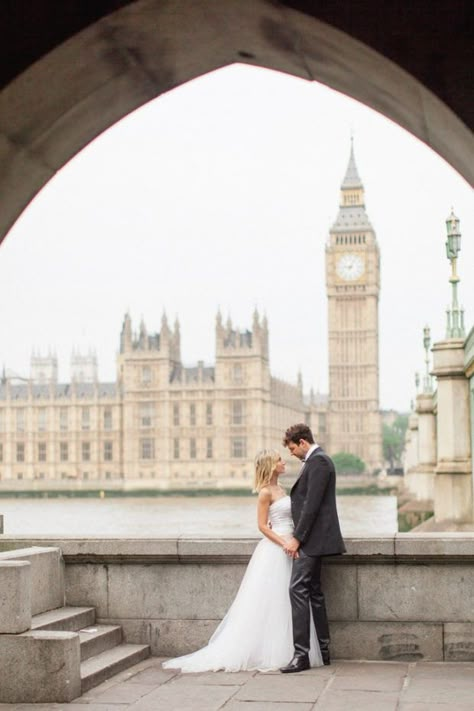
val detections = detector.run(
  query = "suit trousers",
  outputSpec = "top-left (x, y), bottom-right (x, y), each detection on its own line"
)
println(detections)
top-left (289, 551), bottom-right (330, 658)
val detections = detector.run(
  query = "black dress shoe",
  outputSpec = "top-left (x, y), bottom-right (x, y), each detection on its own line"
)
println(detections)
top-left (321, 651), bottom-right (331, 666)
top-left (280, 655), bottom-right (310, 673)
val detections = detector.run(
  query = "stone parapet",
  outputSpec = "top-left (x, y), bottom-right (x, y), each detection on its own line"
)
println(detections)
top-left (432, 338), bottom-right (466, 377)
top-left (431, 337), bottom-right (473, 523)
top-left (435, 460), bottom-right (471, 475)
top-left (0, 630), bottom-right (81, 703)
top-left (0, 546), bottom-right (80, 704)
top-left (416, 393), bottom-right (435, 415)
top-left (465, 326), bottom-right (474, 377)
top-left (2, 534), bottom-right (474, 561)
top-left (0, 546), bottom-right (65, 615)
top-left (404, 467), bottom-right (435, 501)
top-left (0, 560), bottom-right (31, 633)
top-left (1, 536), bottom-right (473, 662)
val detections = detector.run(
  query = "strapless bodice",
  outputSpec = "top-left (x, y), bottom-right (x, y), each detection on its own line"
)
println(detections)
top-left (269, 495), bottom-right (293, 535)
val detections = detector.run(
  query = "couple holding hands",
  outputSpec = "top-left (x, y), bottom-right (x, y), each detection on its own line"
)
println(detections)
top-left (164, 422), bottom-right (345, 674)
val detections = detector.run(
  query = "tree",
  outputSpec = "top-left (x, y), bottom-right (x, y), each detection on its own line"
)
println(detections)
top-left (383, 414), bottom-right (409, 472)
top-left (332, 451), bottom-right (366, 475)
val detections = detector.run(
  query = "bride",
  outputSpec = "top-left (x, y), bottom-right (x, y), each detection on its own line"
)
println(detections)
top-left (162, 449), bottom-right (322, 672)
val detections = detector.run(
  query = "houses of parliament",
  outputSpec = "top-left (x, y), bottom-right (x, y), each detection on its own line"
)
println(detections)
top-left (0, 145), bottom-right (382, 488)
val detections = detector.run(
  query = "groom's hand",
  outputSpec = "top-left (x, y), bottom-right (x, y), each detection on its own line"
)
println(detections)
top-left (284, 537), bottom-right (300, 559)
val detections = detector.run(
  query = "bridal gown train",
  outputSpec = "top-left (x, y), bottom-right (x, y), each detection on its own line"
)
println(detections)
top-left (163, 496), bottom-right (323, 672)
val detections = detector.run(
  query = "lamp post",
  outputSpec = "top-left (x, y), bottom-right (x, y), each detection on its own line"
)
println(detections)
top-left (422, 325), bottom-right (432, 393)
top-left (445, 208), bottom-right (465, 339)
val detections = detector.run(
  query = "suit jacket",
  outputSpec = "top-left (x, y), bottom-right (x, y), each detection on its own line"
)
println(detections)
top-left (290, 447), bottom-right (346, 557)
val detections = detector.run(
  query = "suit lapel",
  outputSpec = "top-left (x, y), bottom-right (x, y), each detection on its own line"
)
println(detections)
top-left (291, 462), bottom-right (306, 493)
top-left (290, 447), bottom-right (324, 493)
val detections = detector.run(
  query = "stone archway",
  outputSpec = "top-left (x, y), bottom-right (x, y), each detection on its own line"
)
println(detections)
top-left (0, 0), bottom-right (472, 246)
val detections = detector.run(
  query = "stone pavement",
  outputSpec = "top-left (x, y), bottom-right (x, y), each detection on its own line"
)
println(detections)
top-left (1, 657), bottom-right (474, 710)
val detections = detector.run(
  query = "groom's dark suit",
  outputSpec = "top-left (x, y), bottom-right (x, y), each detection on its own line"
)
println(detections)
top-left (289, 447), bottom-right (345, 661)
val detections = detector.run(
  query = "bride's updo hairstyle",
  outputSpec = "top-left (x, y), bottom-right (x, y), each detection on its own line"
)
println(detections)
top-left (253, 449), bottom-right (280, 493)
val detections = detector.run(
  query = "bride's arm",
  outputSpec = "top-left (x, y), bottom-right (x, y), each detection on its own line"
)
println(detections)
top-left (257, 489), bottom-right (286, 548)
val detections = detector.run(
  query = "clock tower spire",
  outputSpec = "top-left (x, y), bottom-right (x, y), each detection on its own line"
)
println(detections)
top-left (325, 141), bottom-right (382, 472)
top-left (333, 137), bottom-right (372, 236)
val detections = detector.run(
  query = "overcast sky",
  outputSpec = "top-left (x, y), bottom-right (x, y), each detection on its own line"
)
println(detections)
top-left (0, 64), bottom-right (472, 411)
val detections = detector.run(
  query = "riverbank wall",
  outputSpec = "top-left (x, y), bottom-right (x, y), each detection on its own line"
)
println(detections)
top-left (0, 475), bottom-right (398, 498)
top-left (0, 535), bottom-right (473, 662)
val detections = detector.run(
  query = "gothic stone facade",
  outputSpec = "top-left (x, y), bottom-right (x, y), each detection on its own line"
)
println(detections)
top-left (0, 312), bottom-right (317, 489)
top-left (0, 145), bottom-right (383, 484)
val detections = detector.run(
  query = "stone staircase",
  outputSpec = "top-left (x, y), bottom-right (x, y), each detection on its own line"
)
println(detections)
top-left (31, 605), bottom-right (150, 693)
top-left (0, 546), bottom-right (150, 703)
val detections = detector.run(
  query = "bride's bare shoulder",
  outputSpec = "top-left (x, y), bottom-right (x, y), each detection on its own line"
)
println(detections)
top-left (257, 487), bottom-right (272, 504)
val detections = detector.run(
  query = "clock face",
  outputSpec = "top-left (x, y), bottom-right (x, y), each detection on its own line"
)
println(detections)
top-left (336, 253), bottom-right (365, 281)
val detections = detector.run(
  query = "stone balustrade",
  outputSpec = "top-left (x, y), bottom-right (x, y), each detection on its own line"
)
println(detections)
top-left (1, 535), bottom-right (473, 663)
top-left (404, 326), bottom-right (473, 525)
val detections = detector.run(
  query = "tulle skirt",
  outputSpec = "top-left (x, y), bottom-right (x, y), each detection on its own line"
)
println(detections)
top-left (163, 536), bottom-right (322, 672)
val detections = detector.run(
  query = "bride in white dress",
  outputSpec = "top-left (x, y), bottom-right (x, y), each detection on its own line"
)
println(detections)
top-left (163, 450), bottom-right (322, 672)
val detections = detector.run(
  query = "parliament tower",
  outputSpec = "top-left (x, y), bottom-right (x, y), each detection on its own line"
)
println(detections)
top-left (325, 141), bottom-right (382, 471)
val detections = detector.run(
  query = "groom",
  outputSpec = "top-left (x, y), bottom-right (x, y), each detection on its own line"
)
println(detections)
top-left (280, 423), bottom-right (345, 673)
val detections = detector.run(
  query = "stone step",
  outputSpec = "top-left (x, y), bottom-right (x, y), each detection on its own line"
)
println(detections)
top-left (79, 624), bottom-right (123, 661)
top-left (31, 606), bottom-right (96, 632)
top-left (81, 644), bottom-right (150, 693)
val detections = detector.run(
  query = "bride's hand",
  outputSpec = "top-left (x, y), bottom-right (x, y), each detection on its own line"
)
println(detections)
top-left (283, 537), bottom-right (300, 559)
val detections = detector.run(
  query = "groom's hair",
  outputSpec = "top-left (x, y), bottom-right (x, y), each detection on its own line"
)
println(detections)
top-left (283, 423), bottom-right (315, 446)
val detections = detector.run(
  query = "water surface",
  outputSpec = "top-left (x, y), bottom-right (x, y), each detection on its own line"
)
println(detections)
top-left (0, 495), bottom-right (397, 537)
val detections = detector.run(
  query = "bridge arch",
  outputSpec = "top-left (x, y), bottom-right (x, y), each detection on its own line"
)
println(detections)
top-left (0, 1), bottom-right (472, 246)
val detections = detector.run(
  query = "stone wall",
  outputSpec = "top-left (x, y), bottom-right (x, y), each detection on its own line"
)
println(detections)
top-left (0, 536), bottom-right (473, 662)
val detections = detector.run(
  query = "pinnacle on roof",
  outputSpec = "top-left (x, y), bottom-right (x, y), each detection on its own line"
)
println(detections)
top-left (341, 137), bottom-right (363, 189)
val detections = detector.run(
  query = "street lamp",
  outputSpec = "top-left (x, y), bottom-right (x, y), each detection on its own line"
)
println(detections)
top-left (445, 208), bottom-right (465, 339)
top-left (422, 325), bottom-right (432, 393)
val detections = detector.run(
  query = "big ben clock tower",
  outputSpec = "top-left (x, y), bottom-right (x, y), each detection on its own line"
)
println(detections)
top-left (326, 141), bottom-right (382, 472)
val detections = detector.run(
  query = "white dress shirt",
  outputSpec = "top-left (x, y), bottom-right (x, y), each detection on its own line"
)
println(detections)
top-left (304, 442), bottom-right (320, 461)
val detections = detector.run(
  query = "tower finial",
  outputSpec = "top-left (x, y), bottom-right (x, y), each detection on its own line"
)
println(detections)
top-left (120, 312), bottom-right (132, 353)
top-left (253, 307), bottom-right (260, 331)
top-left (341, 137), bottom-right (362, 189)
top-left (138, 317), bottom-right (148, 350)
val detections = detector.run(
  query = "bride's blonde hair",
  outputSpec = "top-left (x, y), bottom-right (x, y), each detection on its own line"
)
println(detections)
top-left (253, 449), bottom-right (281, 493)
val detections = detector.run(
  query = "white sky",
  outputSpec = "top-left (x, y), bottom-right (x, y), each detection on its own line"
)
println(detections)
top-left (0, 64), bottom-right (472, 411)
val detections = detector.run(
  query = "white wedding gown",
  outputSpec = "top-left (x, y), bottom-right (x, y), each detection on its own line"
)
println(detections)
top-left (163, 496), bottom-right (322, 672)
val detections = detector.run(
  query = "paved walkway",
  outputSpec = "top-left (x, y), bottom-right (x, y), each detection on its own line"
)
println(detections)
top-left (1, 657), bottom-right (474, 710)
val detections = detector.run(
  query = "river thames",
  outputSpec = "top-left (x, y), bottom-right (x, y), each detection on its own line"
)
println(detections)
top-left (0, 494), bottom-right (397, 536)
